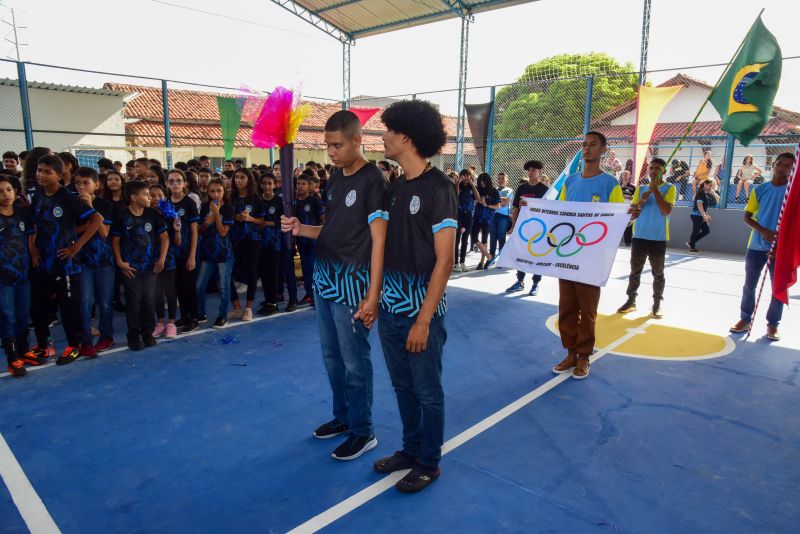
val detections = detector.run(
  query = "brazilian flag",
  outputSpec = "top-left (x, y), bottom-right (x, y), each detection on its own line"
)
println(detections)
top-left (708, 17), bottom-right (782, 146)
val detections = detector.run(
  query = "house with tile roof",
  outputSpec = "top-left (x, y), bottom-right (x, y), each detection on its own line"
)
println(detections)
top-left (590, 73), bottom-right (800, 178)
top-left (102, 83), bottom-right (476, 171)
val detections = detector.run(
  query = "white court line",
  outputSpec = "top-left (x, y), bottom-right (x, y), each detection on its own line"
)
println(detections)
top-left (0, 306), bottom-right (313, 379)
top-left (0, 433), bottom-right (60, 533)
top-left (287, 321), bottom-right (651, 534)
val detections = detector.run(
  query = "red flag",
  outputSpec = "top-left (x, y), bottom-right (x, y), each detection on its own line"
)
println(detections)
top-left (773, 146), bottom-right (800, 305)
top-left (349, 107), bottom-right (380, 126)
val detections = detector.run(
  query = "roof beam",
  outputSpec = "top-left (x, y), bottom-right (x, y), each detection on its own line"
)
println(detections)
top-left (316, 0), bottom-right (364, 14)
top-left (267, 0), bottom-right (355, 43)
top-left (441, 0), bottom-right (471, 19)
top-left (350, 9), bottom-right (453, 37)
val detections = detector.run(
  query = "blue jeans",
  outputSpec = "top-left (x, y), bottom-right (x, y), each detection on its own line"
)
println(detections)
top-left (489, 213), bottom-right (512, 256)
top-left (315, 293), bottom-right (374, 437)
top-left (197, 261), bottom-right (232, 319)
top-left (740, 248), bottom-right (784, 327)
top-left (79, 265), bottom-right (115, 340)
top-left (378, 309), bottom-right (447, 468)
top-left (0, 282), bottom-right (30, 341)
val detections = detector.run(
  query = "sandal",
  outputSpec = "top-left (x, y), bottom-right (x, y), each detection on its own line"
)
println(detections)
top-left (395, 465), bottom-right (440, 493)
top-left (374, 451), bottom-right (416, 474)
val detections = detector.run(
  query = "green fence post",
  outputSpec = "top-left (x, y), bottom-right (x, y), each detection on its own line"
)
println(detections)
top-left (720, 133), bottom-right (736, 209)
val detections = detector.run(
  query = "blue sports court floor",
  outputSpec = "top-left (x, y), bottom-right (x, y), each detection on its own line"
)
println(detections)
top-left (1, 248), bottom-right (799, 533)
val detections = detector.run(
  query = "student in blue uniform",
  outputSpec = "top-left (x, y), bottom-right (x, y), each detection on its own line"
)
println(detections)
top-left (74, 167), bottom-right (116, 354)
top-left (150, 184), bottom-right (182, 339)
top-left (166, 169), bottom-right (201, 334)
top-left (553, 132), bottom-right (625, 380)
top-left (618, 158), bottom-right (676, 318)
top-left (196, 178), bottom-right (235, 329)
top-left (454, 170), bottom-right (478, 272)
top-left (729, 152), bottom-right (795, 341)
top-left (257, 173), bottom-right (283, 316)
top-left (228, 168), bottom-right (264, 322)
top-left (27, 154), bottom-right (104, 365)
top-left (294, 170), bottom-right (325, 306)
top-left (112, 180), bottom-right (169, 351)
top-left (372, 100), bottom-right (457, 493)
top-left (0, 175), bottom-right (34, 377)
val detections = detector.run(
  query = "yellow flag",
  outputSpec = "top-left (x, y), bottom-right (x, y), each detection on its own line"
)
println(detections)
top-left (633, 85), bottom-right (682, 182)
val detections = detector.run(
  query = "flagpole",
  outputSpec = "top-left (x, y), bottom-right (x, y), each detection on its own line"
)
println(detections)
top-left (662, 9), bottom-right (765, 168)
top-left (745, 142), bottom-right (800, 338)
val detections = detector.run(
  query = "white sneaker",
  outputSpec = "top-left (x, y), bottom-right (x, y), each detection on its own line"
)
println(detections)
top-left (241, 308), bottom-right (253, 321)
top-left (227, 308), bottom-right (244, 320)
top-left (459, 263), bottom-right (467, 272)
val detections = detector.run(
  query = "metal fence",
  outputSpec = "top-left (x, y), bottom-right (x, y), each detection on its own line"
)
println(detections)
top-left (1, 57), bottom-right (798, 210)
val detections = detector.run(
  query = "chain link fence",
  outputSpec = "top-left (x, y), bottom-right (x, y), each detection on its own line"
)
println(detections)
top-left (2, 56), bottom-right (798, 210)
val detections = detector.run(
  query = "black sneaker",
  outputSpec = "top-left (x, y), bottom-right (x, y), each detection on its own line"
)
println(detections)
top-left (258, 303), bottom-right (278, 317)
top-left (212, 316), bottom-right (228, 329)
top-left (128, 335), bottom-right (144, 352)
top-left (143, 334), bottom-right (157, 348)
top-left (284, 300), bottom-right (298, 313)
top-left (174, 318), bottom-right (187, 329)
top-left (55, 345), bottom-right (80, 365)
top-left (313, 419), bottom-right (349, 440)
top-left (197, 315), bottom-right (207, 323)
top-left (617, 299), bottom-right (637, 314)
top-left (180, 319), bottom-right (199, 333)
top-left (332, 433), bottom-right (378, 461)
top-left (374, 451), bottom-right (417, 474)
top-left (528, 283), bottom-right (539, 296)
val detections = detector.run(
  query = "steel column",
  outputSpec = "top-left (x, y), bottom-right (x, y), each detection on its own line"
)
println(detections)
top-left (16, 62), bottom-right (33, 150)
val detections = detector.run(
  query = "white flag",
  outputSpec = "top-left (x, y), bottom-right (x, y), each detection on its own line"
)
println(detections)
top-left (497, 199), bottom-right (631, 287)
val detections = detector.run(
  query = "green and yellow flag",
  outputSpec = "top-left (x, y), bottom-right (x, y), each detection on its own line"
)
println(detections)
top-left (217, 96), bottom-right (242, 160)
top-left (708, 17), bottom-right (782, 146)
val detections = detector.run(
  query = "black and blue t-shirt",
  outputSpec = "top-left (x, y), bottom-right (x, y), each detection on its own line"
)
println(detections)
top-left (30, 186), bottom-right (96, 275)
top-left (79, 197), bottom-right (114, 269)
top-left (231, 194), bottom-right (264, 243)
top-left (111, 207), bottom-right (167, 271)
top-left (295, 194), bottom-right (324, 249)
top-left (261, 195), bottom-right (284, 252)
top-left (313, 163), bottom-right (388, 307)
top-left (474, 186), bottom-right (500, 225)
top-left (382, 168), bottom-right (457, 318)
top-left (0, 206), bottom-right (35, 286)
top-left (198, 202), bottom-right (234, 264)
top-left (458, 185), bottom-right (475, 215)
top-left (170, 195), bottom-right (200, 259)
top-left (164, 220), bottom-right (178, 272)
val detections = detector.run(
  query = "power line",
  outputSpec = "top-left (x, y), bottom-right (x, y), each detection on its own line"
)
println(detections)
top-left (149, 0), bottom-right (328, 41)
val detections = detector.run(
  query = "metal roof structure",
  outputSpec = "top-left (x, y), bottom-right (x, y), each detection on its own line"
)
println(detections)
top-left (269, 0), bottom-right (539, 168)
top-left (0, 77), bottom-right (130, 98)
top-left (269, 0), bottom-right (537, 42)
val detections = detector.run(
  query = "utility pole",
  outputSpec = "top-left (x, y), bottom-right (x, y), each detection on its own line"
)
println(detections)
top-left (2, 7), bottom-right (28, 61)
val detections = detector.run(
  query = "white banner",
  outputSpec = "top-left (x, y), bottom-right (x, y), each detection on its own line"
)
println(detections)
top-left (497, 199), bottom-right (631, 287)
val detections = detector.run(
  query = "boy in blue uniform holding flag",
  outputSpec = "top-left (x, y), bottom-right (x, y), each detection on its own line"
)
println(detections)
top-left (618, 158), bottom-right (676, 318)
top-left (553, 132), bottom-right (625, 380)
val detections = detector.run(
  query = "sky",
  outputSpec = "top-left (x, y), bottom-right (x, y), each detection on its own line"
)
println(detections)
top-left (0, 0), bottom-right (798, 116)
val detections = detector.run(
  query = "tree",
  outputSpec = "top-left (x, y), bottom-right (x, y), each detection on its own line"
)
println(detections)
top-left (494, 53), bottom-right (639, 140)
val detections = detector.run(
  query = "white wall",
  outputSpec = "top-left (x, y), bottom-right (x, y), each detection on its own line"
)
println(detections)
top-left (0, 85), bottom-right (126, 153)
top-left (610, 86), bottom-right (721, 125)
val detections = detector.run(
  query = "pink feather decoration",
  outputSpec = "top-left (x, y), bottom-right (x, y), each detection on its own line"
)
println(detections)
top-left (252, 87), bottom-right (295, 148)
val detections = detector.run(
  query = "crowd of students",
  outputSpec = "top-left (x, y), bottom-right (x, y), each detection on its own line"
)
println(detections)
top-left (0, 146), bottom-right (348, 377)
top-left (0, 105), bottom-right (793, 494)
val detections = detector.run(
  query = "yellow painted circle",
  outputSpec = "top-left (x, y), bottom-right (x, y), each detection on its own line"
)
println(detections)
top-left (545, 313), bottom-right (735, 361)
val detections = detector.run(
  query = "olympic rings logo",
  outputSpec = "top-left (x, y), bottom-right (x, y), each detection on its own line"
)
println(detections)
top-left (517, 217), bottom-right (608, 257)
